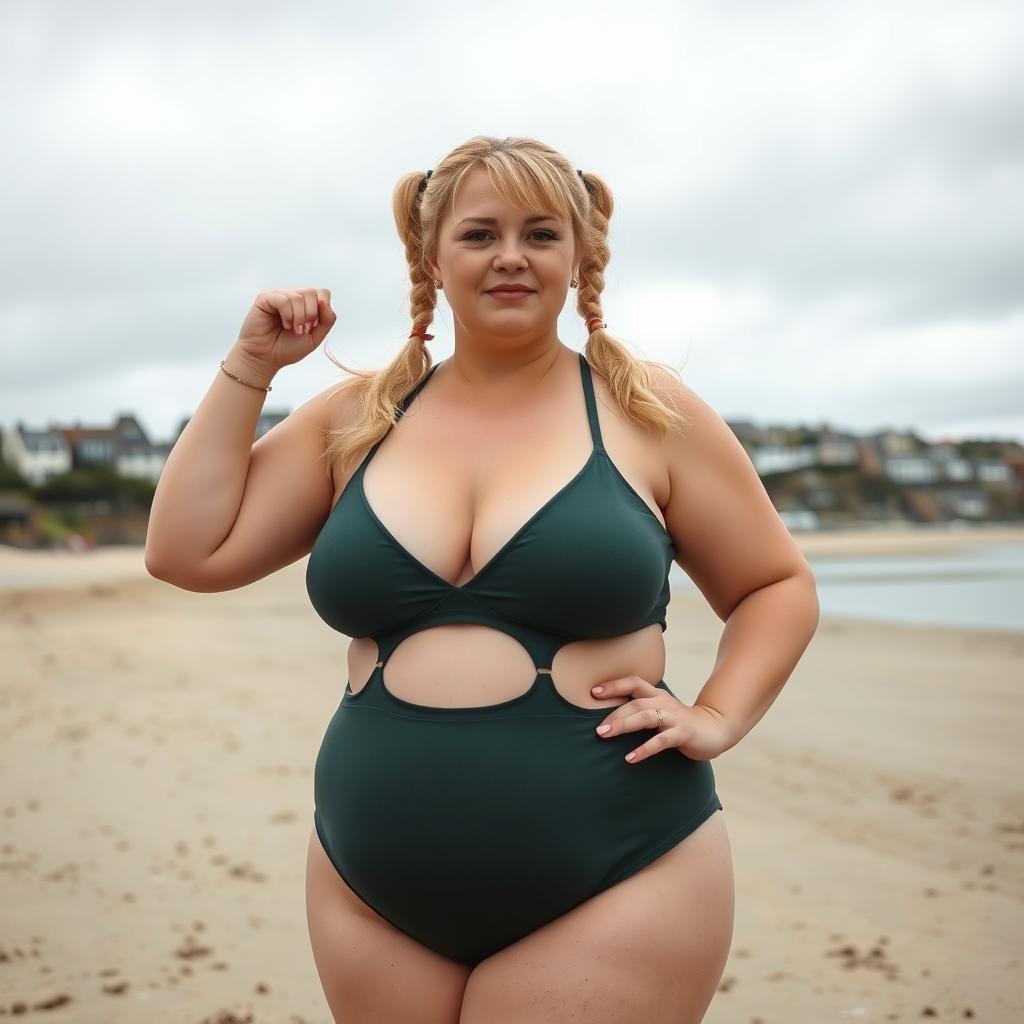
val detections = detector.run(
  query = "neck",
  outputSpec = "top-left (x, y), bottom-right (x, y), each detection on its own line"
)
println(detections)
top-left (442, 339), bottom-right (571, 400)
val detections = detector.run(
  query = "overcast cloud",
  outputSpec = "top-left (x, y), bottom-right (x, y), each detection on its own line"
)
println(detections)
top-left (2, 0), bottom-right (1021, 444)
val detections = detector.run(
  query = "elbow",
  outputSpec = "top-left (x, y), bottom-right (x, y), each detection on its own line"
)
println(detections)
top-left (144, 547), bottom-right (169, 581)
top-left (144, 545), bottom-right (184, 585)
top-left (143, 525), bottom-right (170, 580)
top-left (797, 568), bottom-right (822, 634)
top-left (144, 550), bottom-right (218, 593)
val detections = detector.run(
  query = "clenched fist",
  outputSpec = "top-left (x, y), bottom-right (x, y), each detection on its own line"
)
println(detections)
top-left (231, 287), bottom-right (338, 378)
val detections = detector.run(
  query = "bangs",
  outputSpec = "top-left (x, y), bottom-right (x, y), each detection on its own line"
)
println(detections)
top-left (450, 152), bottom-right (576, 224)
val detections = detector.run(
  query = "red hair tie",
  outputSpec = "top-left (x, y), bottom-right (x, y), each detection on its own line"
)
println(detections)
top-left (586, 317), bottom-right (607, 332)
top-left (409, 327), bottom-right (434, 341)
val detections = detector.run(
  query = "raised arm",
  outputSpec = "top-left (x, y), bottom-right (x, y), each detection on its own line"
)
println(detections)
top-left (145, 287), bottom-right (341, 591)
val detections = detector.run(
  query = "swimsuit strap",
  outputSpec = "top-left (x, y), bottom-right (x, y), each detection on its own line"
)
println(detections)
top-left (396, 362), bottom-right (440, 421)
top-left (384, 355), bottom-right (601, 449)
top-left (577, 351), bottom-right (605, 452)
top-left (359, 363), bottom-right (441, 468)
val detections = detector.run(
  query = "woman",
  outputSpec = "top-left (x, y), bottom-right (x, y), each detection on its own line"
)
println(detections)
top-left (146, 135), bottom-right (820, 1024)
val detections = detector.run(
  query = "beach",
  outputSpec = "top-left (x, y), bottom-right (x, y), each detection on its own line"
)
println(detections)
top-left (1, 526), bottom-right (1021, 1022)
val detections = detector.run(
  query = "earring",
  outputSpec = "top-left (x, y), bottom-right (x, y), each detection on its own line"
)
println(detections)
top-left (434, 279), bottom-right (442, 288)
top-left (571, 277), bottom-right (578, 288)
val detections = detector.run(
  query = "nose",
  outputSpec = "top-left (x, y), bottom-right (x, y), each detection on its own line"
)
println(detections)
top-left (492, 241), bottom-right (528, 271)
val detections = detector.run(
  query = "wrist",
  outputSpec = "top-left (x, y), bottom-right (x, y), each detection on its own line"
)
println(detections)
top-left (693, 703), bottom-right (739, 755)
top-left (222, 350), bottom-right (277, 391)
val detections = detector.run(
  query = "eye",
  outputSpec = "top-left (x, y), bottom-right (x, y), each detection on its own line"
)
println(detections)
top-left (463, 229), bottom-right (559, 242)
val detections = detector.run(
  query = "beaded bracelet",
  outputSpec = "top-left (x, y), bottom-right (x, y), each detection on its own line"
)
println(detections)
top-left (219, 359), bottom-right (273, 392)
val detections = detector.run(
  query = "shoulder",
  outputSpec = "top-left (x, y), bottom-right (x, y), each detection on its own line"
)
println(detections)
top-left (275, 377), bottom-right (362, 451)
top-left (283, 376), bottom-right (366, 492)
top-left (311, 375), bottom-right (364, 432)
top-left (644, 361), bottom-right (761, 504)
top-left (646, 362), bottom-right (812, 618)
top-left (645, 362), bottom-right (730, 450)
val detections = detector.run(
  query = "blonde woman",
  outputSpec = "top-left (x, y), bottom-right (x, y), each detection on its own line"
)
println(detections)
top-left (146, 135), bottom-right (820, 1024)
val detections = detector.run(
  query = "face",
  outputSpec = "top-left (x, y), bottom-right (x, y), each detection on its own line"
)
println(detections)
top-left (428, 166), bottom-right (578, 345)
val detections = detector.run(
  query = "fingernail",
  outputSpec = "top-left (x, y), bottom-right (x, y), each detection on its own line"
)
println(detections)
top-left (625, 752), bottom-right (636, 762)
top-left (592, 686), bottom-right (603, 694)
top-left (596, 724), bottom-right (611, 735)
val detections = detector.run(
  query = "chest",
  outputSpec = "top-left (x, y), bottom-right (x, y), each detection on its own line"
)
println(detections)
top-left (328, 383), bottom-right (669, 590)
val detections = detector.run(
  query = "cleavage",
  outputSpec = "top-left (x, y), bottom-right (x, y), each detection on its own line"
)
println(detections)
top-left (360, 426), bottom-right (596, 589)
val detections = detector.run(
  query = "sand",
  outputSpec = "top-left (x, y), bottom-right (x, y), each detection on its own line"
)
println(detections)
top-left (0, 526), bottom-right (1021, 1022)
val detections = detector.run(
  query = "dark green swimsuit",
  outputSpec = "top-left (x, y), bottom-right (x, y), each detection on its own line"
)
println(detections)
top-left (306, 351), bottom-right (722, 967)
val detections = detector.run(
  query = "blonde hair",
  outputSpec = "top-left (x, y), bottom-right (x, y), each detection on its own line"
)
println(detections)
top-left (321, 134), bottom-right (689, 477)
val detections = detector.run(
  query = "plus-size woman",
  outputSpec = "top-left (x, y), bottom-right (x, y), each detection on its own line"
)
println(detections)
top-left (145, 134), bottom-right (820, 1024)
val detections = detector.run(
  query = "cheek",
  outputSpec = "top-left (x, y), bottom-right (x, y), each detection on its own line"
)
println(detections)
top-left (449, 257), bottom-right (488, 283)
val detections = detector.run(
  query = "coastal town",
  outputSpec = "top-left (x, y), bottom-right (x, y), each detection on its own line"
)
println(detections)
top-left (2, 409), bottom-right (1022, 549)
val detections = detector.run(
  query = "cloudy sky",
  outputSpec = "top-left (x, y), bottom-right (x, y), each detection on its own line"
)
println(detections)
top-left (2, 0), bottom-right (1021, 446)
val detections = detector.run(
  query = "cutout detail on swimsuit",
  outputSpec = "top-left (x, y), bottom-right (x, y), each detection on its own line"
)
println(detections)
top-left (380, 625), bottom-right (538, 710)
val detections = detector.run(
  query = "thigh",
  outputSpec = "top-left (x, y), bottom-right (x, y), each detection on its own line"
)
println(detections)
top-left (305, 827), bottom-right (472, 1024)
top-left (459, 810), bottom-right (734, 1024)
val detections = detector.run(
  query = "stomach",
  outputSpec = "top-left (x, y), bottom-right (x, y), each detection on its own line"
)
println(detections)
top-left (312, 655), bottom-right (722, 965)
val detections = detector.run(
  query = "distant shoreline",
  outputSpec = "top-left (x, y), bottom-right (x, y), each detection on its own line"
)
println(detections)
top-left (796, 522), bottom-right (1024, 559)
top-left (1, 523), bottom-right (1023, 592)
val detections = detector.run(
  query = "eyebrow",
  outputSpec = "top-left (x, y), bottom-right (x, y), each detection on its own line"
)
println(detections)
top-left (456, 215), bottom-right (558, 226)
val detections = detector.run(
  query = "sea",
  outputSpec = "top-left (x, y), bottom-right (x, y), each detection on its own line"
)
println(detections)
top-left (672, 539), bottom-right (1024, 633)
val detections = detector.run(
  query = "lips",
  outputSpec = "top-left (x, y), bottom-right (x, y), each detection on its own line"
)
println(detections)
top-left (487, 286), bottom-right (534, 294)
